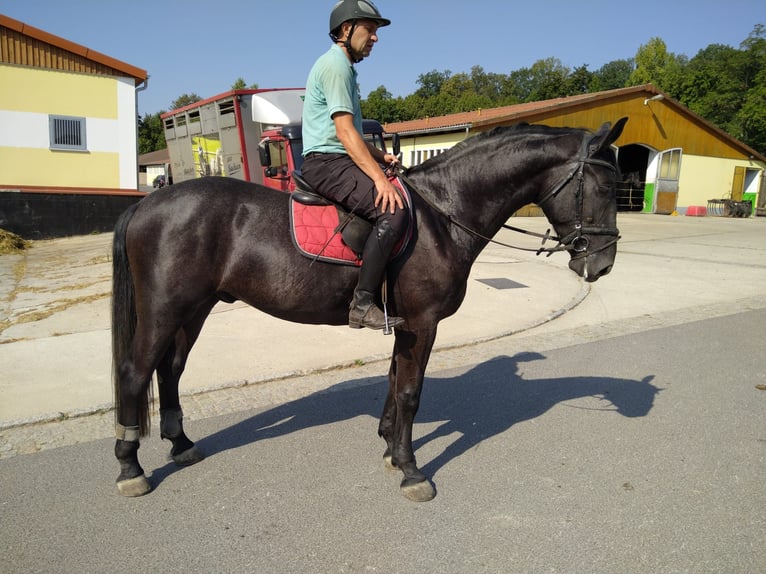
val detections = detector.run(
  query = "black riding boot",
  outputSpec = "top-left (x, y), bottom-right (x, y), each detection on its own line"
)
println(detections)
top-left (349, 220), bottom-right (405, 330)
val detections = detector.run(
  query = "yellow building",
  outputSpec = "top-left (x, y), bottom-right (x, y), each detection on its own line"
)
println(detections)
top-left (385, 85), bottom-right (766, 216)
top-left (0, 14), bottom-right (148, 237)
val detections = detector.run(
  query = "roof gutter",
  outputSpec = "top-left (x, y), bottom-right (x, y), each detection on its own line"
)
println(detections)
top-left (136, 75), bottom-right (149, 94)
top-left (393, 123), bottom-right (472, 137)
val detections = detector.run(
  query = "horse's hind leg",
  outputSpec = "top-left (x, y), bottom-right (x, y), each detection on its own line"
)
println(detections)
top-left (156, 304), bottom-right (214, 466)
top-left (114, 327), bottom-right (175, 497)
top-left (114, 366), bottom-right (153, 497)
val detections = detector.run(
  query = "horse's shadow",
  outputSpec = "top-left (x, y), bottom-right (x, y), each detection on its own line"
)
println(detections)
top-left (149, 353), bottom-right (659, 487)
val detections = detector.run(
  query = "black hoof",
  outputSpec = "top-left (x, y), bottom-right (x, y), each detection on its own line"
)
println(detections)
top-left (171, 445), bottom-right (204, 466)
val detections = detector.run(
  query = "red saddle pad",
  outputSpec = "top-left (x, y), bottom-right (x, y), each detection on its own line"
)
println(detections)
top-left (290, 201), bottom-right (362, 266)
top-left (289, 176), bottom-right (413, 266)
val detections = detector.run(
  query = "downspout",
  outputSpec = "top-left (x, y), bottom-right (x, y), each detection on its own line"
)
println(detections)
top-left (135, 77), bottom-right (149, 192)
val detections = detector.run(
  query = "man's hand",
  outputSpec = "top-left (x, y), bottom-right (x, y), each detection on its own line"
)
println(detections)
top-left (376, 154), bottom-right (402, 213)
top-left (374, 177), bottom-right (404, 214)
top-left (382, 152), bottom-right (399, 166)
top-left (333, 112), bottom-right (404, 214)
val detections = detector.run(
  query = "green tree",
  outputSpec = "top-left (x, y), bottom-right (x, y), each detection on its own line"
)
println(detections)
top-left (680, 43), bottom-right (743, 126)
top-left (629, 37), bottom-right (686, 92)
top-left (137, 112), bottom-right (165, 154)
top-left (414, 69), bottom-right (452, 99)
top-left (398, 93), bottom-right (429, 121)
top-left (469, 65), bottom-right (510, 104)
top-left (527, 58), bottom-right (570, 101)
top-left (361, 85), bottom-right (403, 123)
top-left (170, 93), bottom-right (202, 110)
top-left (505, 58), bottom-right (570, 102)
top-left (590, 59), bottom-right (634, 91)
top-left (733, 24), bottom-right (766, 152)
top-left (505, 67), bottom-right (534, 102)
top-left (231, 77), bottom-right (259, 90)
top-left (737, 71), bottom-right (766, 153)
top-left (439, 73), bottom-right (473, 107)
top-left (565, 64), bottom-right (595, 95)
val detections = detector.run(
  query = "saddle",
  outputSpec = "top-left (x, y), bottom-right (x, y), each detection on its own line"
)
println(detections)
top-left (289, 171), bottom-right (413, 266)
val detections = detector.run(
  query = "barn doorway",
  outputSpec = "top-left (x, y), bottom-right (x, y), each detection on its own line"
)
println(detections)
top-left (616, 144), bottom-right (649, 212)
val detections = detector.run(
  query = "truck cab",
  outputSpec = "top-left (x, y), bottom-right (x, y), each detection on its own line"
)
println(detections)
top-left (258, 119), bottom-right (389, 192)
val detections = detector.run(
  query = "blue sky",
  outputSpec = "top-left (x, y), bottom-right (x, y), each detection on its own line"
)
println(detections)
top-left (3, 1), bottom-right (762, 116)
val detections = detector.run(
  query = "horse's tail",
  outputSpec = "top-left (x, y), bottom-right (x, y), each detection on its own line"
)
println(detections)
top-left (111, 202), bottom-right (152, 436)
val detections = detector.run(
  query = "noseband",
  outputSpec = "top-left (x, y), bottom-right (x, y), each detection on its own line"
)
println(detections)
top-left (531, 134), bottom-right (621, 258)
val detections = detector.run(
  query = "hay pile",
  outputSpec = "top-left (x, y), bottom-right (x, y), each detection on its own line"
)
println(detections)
top-left (0, 228), bottom-right (30, 255)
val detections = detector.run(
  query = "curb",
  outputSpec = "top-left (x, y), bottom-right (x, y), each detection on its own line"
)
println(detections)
top-left (0, 281), bottom-right (591, 431)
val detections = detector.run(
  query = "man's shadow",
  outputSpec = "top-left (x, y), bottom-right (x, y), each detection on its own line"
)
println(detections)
top-left (150, 353), bottom-right (659, 487)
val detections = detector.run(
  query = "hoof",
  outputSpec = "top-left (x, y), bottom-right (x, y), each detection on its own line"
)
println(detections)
top-left (383, 454), bottom-right (398, 472)
top-left (117, 474), bottom-right (151, 497)
top-left (400, 479), bottom-right (436, 502)
top-left (172, 445), bottom-right (204, 467)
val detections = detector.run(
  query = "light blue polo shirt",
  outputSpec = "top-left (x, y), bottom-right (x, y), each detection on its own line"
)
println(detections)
top-left (302, 44), bottom-right (363, 156)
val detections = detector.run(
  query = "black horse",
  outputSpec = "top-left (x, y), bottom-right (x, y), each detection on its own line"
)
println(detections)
top-left (112, 118), bottom-right (627, 501)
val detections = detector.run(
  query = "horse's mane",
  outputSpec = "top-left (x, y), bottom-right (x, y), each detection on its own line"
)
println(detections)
top-left (407, 123), bottom-right (589, 175)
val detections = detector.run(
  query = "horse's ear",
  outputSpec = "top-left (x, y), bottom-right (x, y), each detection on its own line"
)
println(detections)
top-left (590, 117), bottom-right (628, 152)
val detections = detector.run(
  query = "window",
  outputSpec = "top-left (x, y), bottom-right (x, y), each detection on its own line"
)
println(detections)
top-left (218, 100), bottom-right (235, 117)
top-left (408, 148), bottom-right (449, 167)
top-left (658, 148), bottom-right (681, 180)
top-left (49, 115), bottom-right (87, 151)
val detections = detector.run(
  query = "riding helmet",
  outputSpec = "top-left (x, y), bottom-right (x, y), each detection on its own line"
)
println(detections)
top-left (329, 0), bottom-right (391, 37)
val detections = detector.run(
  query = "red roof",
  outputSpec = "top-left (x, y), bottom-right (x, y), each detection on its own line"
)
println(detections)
top-left (0, 14), bottom-right (147, 82)
top-left (382, 86), bottom-right (647, 135)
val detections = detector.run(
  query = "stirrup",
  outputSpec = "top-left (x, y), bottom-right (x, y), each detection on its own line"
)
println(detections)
top-left (381, 278), bottom-right (395, 335)
top-left (349, 281), bottom-right (403, 334)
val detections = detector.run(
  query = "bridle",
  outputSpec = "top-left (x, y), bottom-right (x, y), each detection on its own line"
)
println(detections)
top-left (399, 132), bottom-right (621, 259)
top-left (530, 133), bottom-right (621, 259)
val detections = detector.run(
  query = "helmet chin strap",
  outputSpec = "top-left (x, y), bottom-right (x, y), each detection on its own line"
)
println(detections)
top-left (341, 21), bottom-right (364, 63)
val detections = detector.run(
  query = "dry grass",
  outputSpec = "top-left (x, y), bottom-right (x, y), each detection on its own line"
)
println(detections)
top-left (0, 229), bottom-right (30, 255)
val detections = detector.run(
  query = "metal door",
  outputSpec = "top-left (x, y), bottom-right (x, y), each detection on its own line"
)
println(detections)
top-left (654, 148), bottom-right (682, 214)
top-left (731, 166), bottom-right (745, 201)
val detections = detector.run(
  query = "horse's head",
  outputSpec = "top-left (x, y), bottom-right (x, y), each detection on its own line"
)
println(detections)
top-left (538, 118), bottom-right (628, 282)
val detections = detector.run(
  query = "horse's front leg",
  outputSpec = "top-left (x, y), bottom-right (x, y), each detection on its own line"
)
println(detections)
top-left (378, 356), bottom-right (398, 471)
top-left (384, 328), bottom-right (438, 502)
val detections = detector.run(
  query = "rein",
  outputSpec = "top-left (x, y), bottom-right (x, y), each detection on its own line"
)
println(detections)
top-left (399, 133), bottom-right (621, 258)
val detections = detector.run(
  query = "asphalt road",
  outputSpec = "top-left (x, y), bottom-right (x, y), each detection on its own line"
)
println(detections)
top-left (2, 309), bottom-right (764, 574)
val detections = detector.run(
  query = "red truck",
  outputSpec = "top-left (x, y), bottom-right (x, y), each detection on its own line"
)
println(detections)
top-left (161, 88), bottom-right (389, 192)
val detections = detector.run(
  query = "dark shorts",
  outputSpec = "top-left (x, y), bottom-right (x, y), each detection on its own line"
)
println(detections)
top-left (301, 153), bottom-right (408, 237)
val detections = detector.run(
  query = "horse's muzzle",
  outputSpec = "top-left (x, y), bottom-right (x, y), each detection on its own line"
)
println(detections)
top-left (568, 248), bottom-right (616, 282)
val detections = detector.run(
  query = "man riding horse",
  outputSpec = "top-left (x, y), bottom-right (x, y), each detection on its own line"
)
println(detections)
top-left (301, 0), bottom-right (407, 331)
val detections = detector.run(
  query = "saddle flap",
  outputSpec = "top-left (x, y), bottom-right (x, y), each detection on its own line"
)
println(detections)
top-left (290, 197), bottom-right (362, 266)
top-left (288, 174), bottom-right (414, 267)
top-left (338, 212), bottom-right (372, 254)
